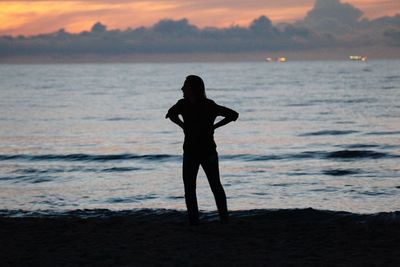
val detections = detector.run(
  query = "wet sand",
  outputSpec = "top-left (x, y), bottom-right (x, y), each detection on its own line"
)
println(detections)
top-left (1, 208), bottom-right (399, 266)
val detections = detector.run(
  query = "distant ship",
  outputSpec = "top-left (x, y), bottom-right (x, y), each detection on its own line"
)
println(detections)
top-left (266, 57), bottom-right (287, 62)
top-left (349, 55), bottom-right (368, 61)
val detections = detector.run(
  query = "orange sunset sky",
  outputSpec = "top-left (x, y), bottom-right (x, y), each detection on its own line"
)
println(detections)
top-left (1, 0), bottom-right (399, 36)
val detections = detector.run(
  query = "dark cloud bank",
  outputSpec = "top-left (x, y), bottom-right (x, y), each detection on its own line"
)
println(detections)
top-left (1, 0), bottom-right (399, 62)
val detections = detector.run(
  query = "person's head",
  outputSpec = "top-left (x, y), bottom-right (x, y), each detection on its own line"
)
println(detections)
top-left (181, 75), bottom-right (206, 102)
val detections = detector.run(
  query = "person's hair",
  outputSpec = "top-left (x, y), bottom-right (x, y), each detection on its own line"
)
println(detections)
top-left (183, 75), bottom-right (207, 99)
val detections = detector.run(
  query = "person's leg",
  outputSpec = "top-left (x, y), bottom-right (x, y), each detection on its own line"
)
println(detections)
top-left (182, 153), bottom-right (200, 225)
top-left (201, 153), bottom-right (229, 223)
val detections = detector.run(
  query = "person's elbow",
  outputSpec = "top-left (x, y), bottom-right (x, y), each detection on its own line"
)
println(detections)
top-left (166, 113), bottom-right (179, 121)
top-left (225, 112), bottom-right (238, 122)
top-left (231, 112), bottom-right (239, 121)
top-left (165, 111), bottom-right (174, 119)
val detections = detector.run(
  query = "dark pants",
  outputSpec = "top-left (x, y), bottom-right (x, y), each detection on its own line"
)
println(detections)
top-left (182, 152), bottom-right (228, 224)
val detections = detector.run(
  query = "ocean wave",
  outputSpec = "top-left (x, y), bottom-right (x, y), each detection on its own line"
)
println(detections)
top-left (322, 169), bottom-right (360, 176)
top-left (221, 154), bottom-right (281, 161)
top-left (0, 153), bottom-right (179, 162)
top-left (325, 150), bottom-right (390, 159)
top-left (365, 131), bottom-right (400, 136)
top-left (298, 130), bottom-right (358, 136)
top-left (339, 144), bottom-right (380, 149)
top-left (0, 150), bottom-right (397, 164)
top-left (222, 150), bottom-right (397, 161)
top-left (1, 166), bottom-right (148, 183)
top-left (0, 208), bottom-right (399, 223)
top-left (384, 75), bottom-right (400, 81)
top-left (382, 86), bottom-right (396, 90)
top-left (106, 194), bottom-right (158, 204)
top-left (104, 117), bottom-right (139, 121)
top-left (11, 166), bottom-right (142, 175)
top-left (0, 175), bottom-right (55, 184)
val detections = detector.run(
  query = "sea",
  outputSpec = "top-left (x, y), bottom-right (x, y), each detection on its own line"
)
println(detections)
top-left (0, 60), bottom-right (399, 216)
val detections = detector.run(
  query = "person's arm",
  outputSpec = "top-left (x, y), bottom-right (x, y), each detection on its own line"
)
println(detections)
top-left (166, 100), bottom-right (185, 129)
top-left (214, 104), bottom-right (239, 130)
top-left (167, 114), bottom-right (184, 129)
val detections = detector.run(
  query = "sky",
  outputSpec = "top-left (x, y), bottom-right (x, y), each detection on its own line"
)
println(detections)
top-left (1, 0), bottom-right (399, 60)
top-left (1, 0), bottom-right (400, 36)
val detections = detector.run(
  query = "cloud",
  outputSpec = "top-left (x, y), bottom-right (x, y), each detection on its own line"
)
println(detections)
top-left (294, 0), bottom-right (400, 49)
top-left (0, 15), bottom-right (316, 56)
top-left (0, 0), bottom-right (399, 60)
top-left (300, 0), bottom-right (364, 35)
top-left (383, 28), bottom-right (400, 45)
top-left (152, 18), bottom-right (198, 35)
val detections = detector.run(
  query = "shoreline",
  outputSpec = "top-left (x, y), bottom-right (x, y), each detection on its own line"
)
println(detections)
top-left (1, 208), bottom-right (399, 266)
top-left (1, 207), bottom-right (400, 219)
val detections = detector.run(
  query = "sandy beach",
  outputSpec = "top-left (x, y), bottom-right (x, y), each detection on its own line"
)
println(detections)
top-left (1, 208), bottom-right (399, 266)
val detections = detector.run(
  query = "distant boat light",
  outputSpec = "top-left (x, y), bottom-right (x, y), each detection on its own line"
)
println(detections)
top-left (349, 55), bottom-right (368, 61)
top-left (265, 57), bottom-right (287, 62)
top-left (278, 57), bottom-right (287, 62)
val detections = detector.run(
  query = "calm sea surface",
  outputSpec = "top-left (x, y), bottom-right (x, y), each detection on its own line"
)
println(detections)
top-left (0, 61), bottom-right (399, 214)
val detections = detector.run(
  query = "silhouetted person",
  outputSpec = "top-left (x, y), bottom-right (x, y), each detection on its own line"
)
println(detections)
top-left (166, 75), bottom-right (239, 225)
